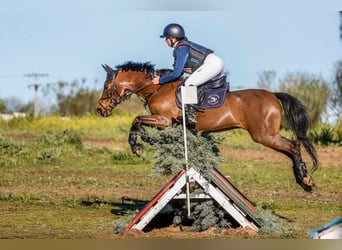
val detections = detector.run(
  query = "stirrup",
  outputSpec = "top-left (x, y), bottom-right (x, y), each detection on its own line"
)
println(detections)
top-left (177, 114), bottom-right (197, 125)
top-left (185, 106), bottom-right (197, 125)
top-left (186, 118), bottom-right (196, 126)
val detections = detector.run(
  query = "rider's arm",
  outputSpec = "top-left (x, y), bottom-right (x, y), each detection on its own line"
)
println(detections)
top-left (159, 46), bottom-right (189, 85)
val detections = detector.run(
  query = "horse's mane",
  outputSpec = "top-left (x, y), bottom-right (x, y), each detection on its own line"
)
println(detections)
top-left (116, 61), bottom-right (155, 74)
top-left (115, 61), bottom-right (173, 78)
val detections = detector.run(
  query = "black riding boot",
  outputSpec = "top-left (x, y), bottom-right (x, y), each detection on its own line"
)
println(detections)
top-left (185, 105), bottom-right (197, 125)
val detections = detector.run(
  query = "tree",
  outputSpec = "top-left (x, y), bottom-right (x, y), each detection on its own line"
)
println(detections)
top-left (339, 11), bottom-right (342, 41)
top-left (331, 60), bottom-right (342, 119)
top-left (278, 71), bottom-right (331, 126)
top-left (0, 97), bottom-right (33, 114)
top-left (0, 99), bottom-right (6, 113)
top-left (332, 12), bottom-right (342, 120)
top-left (257, 70), bottom-right (277, 90)
top-left (44, 79), bottom-right (100, 116)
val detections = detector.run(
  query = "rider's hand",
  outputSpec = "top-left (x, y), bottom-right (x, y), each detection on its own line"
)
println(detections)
top-left (152, 76), bottom-right (160, 85)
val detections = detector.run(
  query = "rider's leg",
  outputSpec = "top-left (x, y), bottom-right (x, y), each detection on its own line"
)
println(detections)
top-left (183, 54), bottom-right (224, 124)
top-left (184, 54), bottom-right (224, 87)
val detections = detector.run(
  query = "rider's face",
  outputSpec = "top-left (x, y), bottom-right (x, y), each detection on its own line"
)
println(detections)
top-left (165, 37), bottom-right (176, 47)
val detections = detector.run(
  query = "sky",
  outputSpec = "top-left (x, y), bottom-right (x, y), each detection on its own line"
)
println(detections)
top-left (0, 0), bottom-right (341, 106)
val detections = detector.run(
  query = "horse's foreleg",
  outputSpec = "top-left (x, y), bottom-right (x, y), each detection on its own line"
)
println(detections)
top-left (128, 118), bottom-right (143, 156)
top-left (128, 115), bottom-right (170, 156)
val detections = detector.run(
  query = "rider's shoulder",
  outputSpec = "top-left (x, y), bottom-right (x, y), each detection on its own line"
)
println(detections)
top-left (176, 39), bottom-right (190, 48)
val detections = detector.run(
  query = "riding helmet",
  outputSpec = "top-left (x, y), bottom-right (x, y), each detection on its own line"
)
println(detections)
top-left (160, 23), bottom-right (185, 38)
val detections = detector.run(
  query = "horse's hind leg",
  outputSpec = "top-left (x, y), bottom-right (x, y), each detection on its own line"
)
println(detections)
top-left (251, 133), bottom-right (315, 191)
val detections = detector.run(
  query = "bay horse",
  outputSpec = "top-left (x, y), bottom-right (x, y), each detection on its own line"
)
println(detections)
top-left (97, 61), bottom-right (318, 192)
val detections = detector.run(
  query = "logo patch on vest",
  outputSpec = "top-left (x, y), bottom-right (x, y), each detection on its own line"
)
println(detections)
top-left (207, 94), bottom-right (220, 105)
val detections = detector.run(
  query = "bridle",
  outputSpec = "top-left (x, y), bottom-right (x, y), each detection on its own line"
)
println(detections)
top-left (98, 71), bottom-right (154, 114)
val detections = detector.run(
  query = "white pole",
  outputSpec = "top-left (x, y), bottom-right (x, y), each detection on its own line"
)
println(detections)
top-left (181, 101), bottom-right (191, 217)
top-left (181, 86), bottom-right (197, 218)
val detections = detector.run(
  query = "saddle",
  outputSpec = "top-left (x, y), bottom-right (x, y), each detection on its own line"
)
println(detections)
top-left (175, 75), bottom-right (229, 109)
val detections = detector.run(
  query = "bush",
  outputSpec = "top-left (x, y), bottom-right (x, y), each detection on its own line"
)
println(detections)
top-left (256, 203), bottom-right (292, 235)
top-left (0, 137), bottom-right (29, 167)
top-left (172, 200), bottom-right (233, 233)
top-left (0, 129), bottom-right (84, 167)
top-left (336, 119), bottom-right (342, 144)
top-left (308, 123), bottom-right (341, 146)
top-left (145, 125), bottom-right (224, 176)
top-left (111, 149), bottom-right (151, 164)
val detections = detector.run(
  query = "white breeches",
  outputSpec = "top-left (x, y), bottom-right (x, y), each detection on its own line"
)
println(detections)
top-left (184, 53), bottom-right (224, 86)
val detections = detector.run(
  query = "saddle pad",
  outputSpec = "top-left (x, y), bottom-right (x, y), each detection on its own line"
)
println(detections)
top-left (175, 81), bottom-right (229, 109)
top-left (200, 82), bottom-right (229, 109)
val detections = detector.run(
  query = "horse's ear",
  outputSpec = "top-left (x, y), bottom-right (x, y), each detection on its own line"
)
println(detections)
top-left (102, 64), bottom-right (115, 75)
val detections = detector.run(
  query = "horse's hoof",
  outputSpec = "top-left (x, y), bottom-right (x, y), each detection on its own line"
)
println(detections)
top-left (303, 176), bottom-right (316, 187)
top-left (297, 176), bottom-right (315, 192)
top-left (299, 182), bottom-right (313, 192)
top-left (134, 148), bottom-right (141, 157)
top-left (132, 145), bottom-right (142, 157)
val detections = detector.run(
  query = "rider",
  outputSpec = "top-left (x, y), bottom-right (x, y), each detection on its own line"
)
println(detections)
top-left (152, 23), bottom-right (225, 125)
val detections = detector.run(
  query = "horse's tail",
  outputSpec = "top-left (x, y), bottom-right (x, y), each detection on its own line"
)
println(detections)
top-left (275, 92), bottom-right (318, 172)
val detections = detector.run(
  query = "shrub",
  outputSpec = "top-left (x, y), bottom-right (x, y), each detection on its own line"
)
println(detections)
top-left (308, 123), bottom-right (340, 146)
top-left (256, 203), bottom-right (292, 235)
top-left (336, 119), bottom-right (342, 144)
top-left (0, 137), bottom-right (29, 167)
top-left (172, 200), bottom-right (233, 233)
top-left (145, 125), bottom-right (224, 176)
top-left (111, 149), bottom-right (151, 164)
top-left (37, 129), bottom-right (83, 148)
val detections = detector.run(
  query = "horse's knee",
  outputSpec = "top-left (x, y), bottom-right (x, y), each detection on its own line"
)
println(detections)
top-left (131, 117), bottom-right (141, 129)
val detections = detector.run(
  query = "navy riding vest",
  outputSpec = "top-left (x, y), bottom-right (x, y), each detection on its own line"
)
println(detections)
top-left (174, 40), bottom-right (214, 71)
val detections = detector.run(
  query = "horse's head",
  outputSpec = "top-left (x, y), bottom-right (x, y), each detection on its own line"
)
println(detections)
top-left (96, 64), bottom-right (120, 117)
top-left (96, 62), bottom-right (155, 117)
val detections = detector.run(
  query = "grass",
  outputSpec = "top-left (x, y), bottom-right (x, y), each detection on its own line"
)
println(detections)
top-left (0, 143), bottom-right (166, 238)
top-left (0, 114), bottom-right (136, 141)
top-left (1, 202), bottom-right (115, 239)
top-left (0, 116), bottom-right (341, 239)
top-left (219, 158), bottom-right (341, 235)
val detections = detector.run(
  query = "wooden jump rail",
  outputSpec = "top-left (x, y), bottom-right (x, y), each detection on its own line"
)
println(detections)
top-left (125, 167), bottom-right (260, 232)
top-left (125, 169), bottom-right (185, 231)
